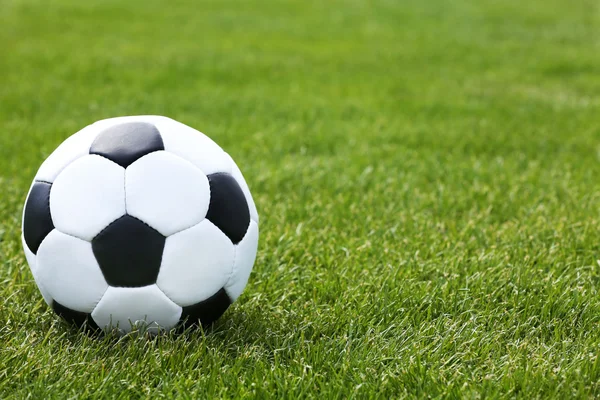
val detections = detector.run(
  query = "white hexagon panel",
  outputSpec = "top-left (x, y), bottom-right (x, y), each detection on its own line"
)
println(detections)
top-left (91, 285), bottom-right (182, 334)
top-left (50, 155), bottom-right (125, 241)
top-left (157, 220), bottom-right (235, 307)
top-left (36, 230), bottom-right (108, 313)
top-left (125, 151), bottom-right (210, 236)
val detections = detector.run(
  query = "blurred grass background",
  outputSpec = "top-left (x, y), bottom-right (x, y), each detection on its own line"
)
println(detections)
top-left (1, 0), bottom-right (600, 397)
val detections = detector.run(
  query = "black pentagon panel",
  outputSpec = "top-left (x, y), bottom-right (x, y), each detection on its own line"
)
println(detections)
top-left (92, 215), bottom-right (165, 287)
top-left (206, 173), bottom-right (250, 244)
top-left (52, 300), bottom-right (99, 331)
top-left (179, 288), bottom-right (231, 328)
top-left (90, 122), bottom-right (164, 168)
top-left (23, 181), bottom-right (54, 254)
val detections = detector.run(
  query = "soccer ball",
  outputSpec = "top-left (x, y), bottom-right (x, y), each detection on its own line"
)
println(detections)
top-left (21, 116), bottom-right (259, 333)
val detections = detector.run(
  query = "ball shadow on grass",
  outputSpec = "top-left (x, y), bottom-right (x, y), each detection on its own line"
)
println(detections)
top-left (53, 304), bottom-right (258, 344)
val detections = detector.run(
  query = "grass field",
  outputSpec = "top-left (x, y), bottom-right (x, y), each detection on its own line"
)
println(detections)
top-left (1, 0), bottom-right (600, 397)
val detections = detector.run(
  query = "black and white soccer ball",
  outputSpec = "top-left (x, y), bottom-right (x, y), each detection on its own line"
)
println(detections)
top-left (21, 116), bottom-right (259, 333)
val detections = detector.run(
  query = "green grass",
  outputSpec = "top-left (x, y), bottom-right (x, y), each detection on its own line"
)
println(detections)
top-left (1, 0), bottom-right (600, 397)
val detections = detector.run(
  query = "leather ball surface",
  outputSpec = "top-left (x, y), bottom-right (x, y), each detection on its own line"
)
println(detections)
top-left (21, 116), bottom-right (259, 333)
